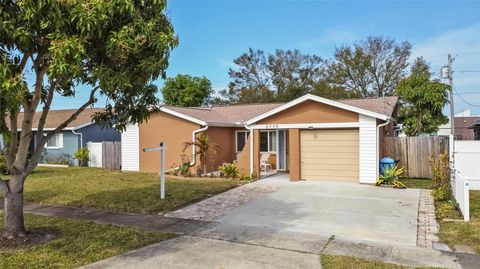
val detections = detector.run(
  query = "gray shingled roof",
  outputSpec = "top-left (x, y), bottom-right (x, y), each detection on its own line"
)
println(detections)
top-left (164, 96), bottom-right (398, 126)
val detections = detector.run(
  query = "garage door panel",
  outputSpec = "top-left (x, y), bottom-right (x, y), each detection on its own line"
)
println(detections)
top-left (302, 159), bottom-right (359, 164)
top-left (301, 135), bottom-right (359, 142)
top-left (301, 147), bottom-right (359, 153)
top-left (301, 163), bottom-right (359, 170)
top-left (300, 152), bottom-right (359, 159)
top-left (300, 129), bottom-right (359, 182)
top-left (301, 140), bottom-right (359, 147)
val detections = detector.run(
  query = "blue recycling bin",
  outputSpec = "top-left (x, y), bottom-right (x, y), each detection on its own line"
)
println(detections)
top-left (380, 157), bottom-right (395, 175)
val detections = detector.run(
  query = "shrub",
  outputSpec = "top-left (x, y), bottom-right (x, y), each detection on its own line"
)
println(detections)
top-left (0, 154), bottom-right (8, 175)
top-left (376, 164), bottom-right (406, 188)
top-left (74, 148), bottom-right (89, 166)
top-left (432, 186), bottom-right (450, 201)
top-left (218, 163), bottom-right (240, 179)
top-left (240, 175), bottom-right (253, 183)
top-left (178, 162), bottom-right (192, 177)
top-left (436, 202), bottom-right (455, 219)
top-left (430, 151), bottom-right (450, 190)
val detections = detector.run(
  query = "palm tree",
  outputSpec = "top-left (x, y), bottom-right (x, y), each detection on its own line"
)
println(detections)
top-left (183, 133), bottom-right (220, 175)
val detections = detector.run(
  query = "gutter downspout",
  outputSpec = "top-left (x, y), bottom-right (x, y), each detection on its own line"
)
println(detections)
top-left (72, 129), bottom-right (83, 148)
top-left (190, 125), bottom-right (209, 166)
top-left (376, 117), bottom-right (393, 179)
top-left (244, 124), bottom-right (254, 176)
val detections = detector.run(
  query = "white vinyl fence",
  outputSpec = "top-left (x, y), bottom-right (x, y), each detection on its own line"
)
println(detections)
top-left (452, 169), bottom-right (470, 222)
top-left (454, 140), bottom-right (480, 190)
top-left (87, 142), bottom-right (103, 168)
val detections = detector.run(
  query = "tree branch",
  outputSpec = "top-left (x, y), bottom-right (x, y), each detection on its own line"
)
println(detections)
top-left (7, 112), bottom-right (18, 168)
top-left (35, 80), bottom-right (56, 146)
top-left (26, 87), bottom-right (99, 174)
top-left (18, 52), bottom-right (31, 73)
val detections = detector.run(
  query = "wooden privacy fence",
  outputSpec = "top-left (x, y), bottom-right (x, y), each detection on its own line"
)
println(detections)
top-left (102, 141), bottom-right (121, 170)
top-left (382, 137), bottom-right (449, 179)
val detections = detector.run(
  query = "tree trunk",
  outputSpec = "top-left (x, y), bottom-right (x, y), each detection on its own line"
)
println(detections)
top-left (2, 176), bottom-right (27, 239)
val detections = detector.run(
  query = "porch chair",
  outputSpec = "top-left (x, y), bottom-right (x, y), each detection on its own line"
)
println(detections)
top-left (260, 153), bottom-right (272, 172)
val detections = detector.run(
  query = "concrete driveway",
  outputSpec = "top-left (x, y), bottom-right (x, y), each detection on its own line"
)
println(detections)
top-left (81, 175), bottom-right (464, 269)
top-left (215, 174), bottom-right (420, 246)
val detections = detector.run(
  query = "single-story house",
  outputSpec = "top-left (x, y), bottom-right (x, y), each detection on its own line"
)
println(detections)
top-left (3, 108), bottom-right (120, 165)
top-left (122, 94), bottom-right (398, 183)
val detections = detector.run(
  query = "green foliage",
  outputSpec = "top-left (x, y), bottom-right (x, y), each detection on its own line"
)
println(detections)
top-left (376, 164), bottom-right (406, 188)
top-left (436, 202), bottom-right (455, 219)
top-left (0, 213), bottom-right (174, 269)
top-left (430, 151), bottom-right (451, 200)
top-left (162, 74), bottom-right (213, 107)
top-left (0, 0), bottom-right (178, 147)
top-left (397, 58), bottom-right (449, 136)
top-left (183, 133), bottom-right (220, 174)
top-left (74, 148), bottom-right (89, 167)
top-left (177, 162), bottom-right (192, 177)
top-left (218, 163), bottom-right (240, 179)
top-left (432, 186), bottom-right (450, 202)
top-left (215, 48), bottom-right (355, 104)
top-left (0, 154), bottom-right (8, 175)
top-left (328, 36), bottom-right (412, 97)
top-left (240, 175), bottom-right (254, 183)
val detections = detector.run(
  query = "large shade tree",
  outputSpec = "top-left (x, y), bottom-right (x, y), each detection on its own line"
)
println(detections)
top-left (328, 36), bottom-right (412, 97)
top-left (161, 74), bottom-right (213, 107)
top-left (0, 0), bottom-right (177, 238)
top-left (397, 57), bottom-right (449, 136)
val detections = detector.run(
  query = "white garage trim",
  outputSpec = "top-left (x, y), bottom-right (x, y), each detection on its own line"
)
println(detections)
top-left (250, 122), bottom-right (359, 129)
top-left (359, 115), bottom-right (377, 184)
top-left (121, 124), bottom-right (140, 171)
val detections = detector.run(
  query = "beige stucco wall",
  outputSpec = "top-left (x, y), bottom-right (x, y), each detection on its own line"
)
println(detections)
top-left (139, 112), bottom-right (200, 173)
top-left (204, 127), bottom-right (236, 172)
top-left (288, 129), bottom-right (301, 181)
top-left (258, 100), bottom-right (359, 124)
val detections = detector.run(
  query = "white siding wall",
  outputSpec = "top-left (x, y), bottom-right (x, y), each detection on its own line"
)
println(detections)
top-left (121, 124), bottom-right (139, 171)
top-left (359, 115), bottom-right (377, 183)
top-left (454, 140), bottom-right (480, 190)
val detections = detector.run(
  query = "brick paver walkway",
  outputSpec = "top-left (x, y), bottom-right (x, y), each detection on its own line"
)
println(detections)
top-left (164, 183), bottom-right (277, 221)
top-left (417, 189), bottom-right (440, 248)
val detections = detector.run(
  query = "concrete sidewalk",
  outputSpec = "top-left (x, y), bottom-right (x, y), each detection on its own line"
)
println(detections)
top-left (5, 202), bottom-right (211, 234)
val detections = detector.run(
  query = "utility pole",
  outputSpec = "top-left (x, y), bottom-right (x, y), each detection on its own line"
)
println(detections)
top-left (448, 54), bottom-right (455, 137)
top-left (442, 54), bottom-right (455, 136)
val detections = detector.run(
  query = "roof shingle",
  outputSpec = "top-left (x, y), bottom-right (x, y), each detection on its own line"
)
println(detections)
top-left (163, 96), bottom-right (398, 126)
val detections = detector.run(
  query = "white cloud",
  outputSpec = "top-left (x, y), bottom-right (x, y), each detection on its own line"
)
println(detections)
top-left (217, 58), bottom-right (237, 70)
top-left (413, 23), bottom-right (480, 114)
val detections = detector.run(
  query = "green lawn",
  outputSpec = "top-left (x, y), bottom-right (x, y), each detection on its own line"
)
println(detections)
top-left (321, 255), bottom-right (438, 269)
top-left (16, 167), bottom-right (239, 214)
top-left (400, 178), bottom-right (433, 189)
top-left (437, 190), bottom-right (480, 254)
top-left (0, 212), bottom-right (174, 269)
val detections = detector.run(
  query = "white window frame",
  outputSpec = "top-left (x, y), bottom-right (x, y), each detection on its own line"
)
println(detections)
top-left (45, 133), bottom-right (64, 149)
top-left (235, 130), bottom-right (249, 153)
top-left (260, 130), bottom-right (277, 153)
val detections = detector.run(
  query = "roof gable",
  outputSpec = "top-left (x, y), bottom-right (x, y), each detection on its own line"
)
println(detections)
top-left (245, 94), bottom-right (393, 125)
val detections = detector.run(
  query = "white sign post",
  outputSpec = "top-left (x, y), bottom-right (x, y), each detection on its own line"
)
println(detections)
top-left (143, 142), bottom-right (165, 199)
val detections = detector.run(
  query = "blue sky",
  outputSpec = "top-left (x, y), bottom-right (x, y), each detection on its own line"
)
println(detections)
top-left (54, 0), bottom-right (480, 114)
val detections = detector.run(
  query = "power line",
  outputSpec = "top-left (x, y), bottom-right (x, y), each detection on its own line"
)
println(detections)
top-left (458, 70), bottom-right (480, 73)
top-left (453, 85), bottom-right (480, 108)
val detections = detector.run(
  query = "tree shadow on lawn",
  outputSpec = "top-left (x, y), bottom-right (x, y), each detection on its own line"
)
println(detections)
top-left (25, 182), bottom-right (238, 215)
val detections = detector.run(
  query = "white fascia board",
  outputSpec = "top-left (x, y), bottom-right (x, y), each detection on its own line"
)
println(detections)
top-left (251, 122), bottom-right (360, 129)
top-left (159, 107), bottom-right (207, 126)
top-left (245, 94), bottom-right (388, 125)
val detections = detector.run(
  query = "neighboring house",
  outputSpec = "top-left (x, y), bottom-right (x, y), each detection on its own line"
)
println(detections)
top-left (122, 94), bottom-right (398, 184)
top-left (437, 110), bottom-right (480, 140)
top-left (4, 108), bottom-right (120, 165)
top-left (469, 120), bottom-right (480, 140)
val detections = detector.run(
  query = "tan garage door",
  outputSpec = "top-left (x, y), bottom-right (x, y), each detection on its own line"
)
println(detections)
top-left (300, 129), bottom-right (359, 182)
